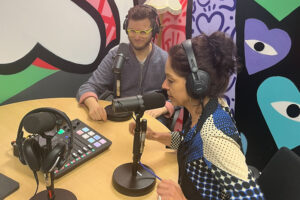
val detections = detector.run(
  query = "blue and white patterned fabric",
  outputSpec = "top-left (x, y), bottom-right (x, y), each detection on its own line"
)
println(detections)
top-left (170, 98), bottom-right (264, 199)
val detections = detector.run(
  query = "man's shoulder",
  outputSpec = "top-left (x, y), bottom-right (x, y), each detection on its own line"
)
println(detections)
top-left (153, 43), bottom-right (167, 52)
top-left (153, 44), bottom-right (168, 57)
top-left (109, 45), bottom-right (120, 54)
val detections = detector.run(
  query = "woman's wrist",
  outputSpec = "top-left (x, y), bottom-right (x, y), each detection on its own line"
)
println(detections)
top-left (153, 132), bottom-right (172, 146)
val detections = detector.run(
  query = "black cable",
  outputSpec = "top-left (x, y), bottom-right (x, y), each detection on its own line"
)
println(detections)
top-left (32, 171), bottom-right (39, 198)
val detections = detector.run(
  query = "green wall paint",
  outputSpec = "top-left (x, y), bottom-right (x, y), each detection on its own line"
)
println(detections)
top-left (0, 65), bottom-right (57, 104)
top-left (255, 0), bottom-right (300, 21)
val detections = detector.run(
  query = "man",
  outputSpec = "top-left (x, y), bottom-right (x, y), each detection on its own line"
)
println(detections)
top-left (76, 5), bottom-right (173, 121)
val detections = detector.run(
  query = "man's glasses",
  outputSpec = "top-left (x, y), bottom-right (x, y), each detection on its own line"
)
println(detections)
top-left (127, 28), bottom-right (153, 36)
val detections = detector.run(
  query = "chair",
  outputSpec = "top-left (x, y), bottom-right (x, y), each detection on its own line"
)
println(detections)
top-left (169, 106), bottom-right (183, 131)
top-left (240, 132), bottom-right (248, 155)
top-left (257, 147), bottom-right (300, 200)
top-left (240, 132), bottom-right (261, 179)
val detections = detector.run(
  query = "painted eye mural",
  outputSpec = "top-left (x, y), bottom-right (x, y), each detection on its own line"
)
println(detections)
top-left (235, 0), bottom-right (300, 170)
top-left (271, 101), bottom-right (300, 123)
top-left (244, 18), bottom-right (291, 75)
top-left (257, 77), bottom-right (300, 150)
top-left (0, 0), bottom-right (121, 105)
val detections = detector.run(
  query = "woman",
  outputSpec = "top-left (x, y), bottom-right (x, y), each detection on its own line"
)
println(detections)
top-left (129, 32), bottom-right (264, 200)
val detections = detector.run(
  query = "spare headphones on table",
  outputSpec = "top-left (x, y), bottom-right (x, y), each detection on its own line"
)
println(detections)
top-left (181, 39), bottom-right (211, 99)
top-left (16, 107), bottom-right (73, 174)
top-left (123, 4), bottom-right (161, 38)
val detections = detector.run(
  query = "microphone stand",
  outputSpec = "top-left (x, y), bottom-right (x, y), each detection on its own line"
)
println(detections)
top-left (112, 108), bottom-right (156, 196)
top-left (45, 137), bottom-right (55, 200)
top-left (114, 72), bottom-right (121, 98)
top-left (31, 137), bottom-right (77, 200)
top-left (131, 112), bottom-right (142, 176)
top-left (104, 71), bottom-right (132, 122)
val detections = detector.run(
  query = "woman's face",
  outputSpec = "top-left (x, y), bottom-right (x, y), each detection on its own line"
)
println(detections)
top-left (162, 57), bottom-right (189, 107)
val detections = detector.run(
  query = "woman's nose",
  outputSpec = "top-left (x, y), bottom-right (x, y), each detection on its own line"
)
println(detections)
top-left (162, 79), bottom-right (168, 90)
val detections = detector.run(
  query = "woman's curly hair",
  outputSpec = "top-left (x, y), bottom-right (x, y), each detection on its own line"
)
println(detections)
top-left (168, 31), bottom-right (242, 98)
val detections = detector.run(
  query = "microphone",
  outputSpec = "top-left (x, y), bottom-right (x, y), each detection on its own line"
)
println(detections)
top-left (105, 43), bottom-right (131, 122)
top-left (113, 43), bottom-right (128, 97)
top-left (23, 112), bottom-right (57, 134)
top-left (112, 92), bottom-right (166, 113)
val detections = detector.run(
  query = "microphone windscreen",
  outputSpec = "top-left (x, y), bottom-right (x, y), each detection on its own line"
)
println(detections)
top-left (117, 43), bottom-right (129, 56)
top-left (142, 92), bottom-right (166, 110)
top-left (113, 43), bottom-right (129, 74)
top-left (23, 112), bottom-right (56, 133)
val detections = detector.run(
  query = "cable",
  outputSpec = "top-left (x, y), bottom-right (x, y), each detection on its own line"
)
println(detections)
top-left (32, 171), bottom-right (39, 198)
top-left (138, 161), bottom-right (161, 181)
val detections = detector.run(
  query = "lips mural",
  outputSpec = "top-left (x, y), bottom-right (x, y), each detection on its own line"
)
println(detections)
top-left (0, 0), bottom-right (117, 75)
top-left (0, 0), bottom-right (121, 104)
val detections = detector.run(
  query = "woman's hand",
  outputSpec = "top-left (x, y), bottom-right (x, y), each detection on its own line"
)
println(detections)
top-left (145, 107), bottom-right (168, 118)
top-left (128, 122), bottom-right (172, 146)
top-left (129, 122), bottom-right (158, 140)
top-left (157, 180), bottom-right (187, 200)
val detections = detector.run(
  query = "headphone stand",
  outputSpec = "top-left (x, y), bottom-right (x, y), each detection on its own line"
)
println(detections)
top-left (30, 171), bottom-right (77, 200)
top-left (32, 138), bottom-right (77, 200)
top-left (30, 188), bottom-right (77, 200)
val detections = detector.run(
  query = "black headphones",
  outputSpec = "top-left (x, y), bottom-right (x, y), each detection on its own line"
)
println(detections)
top-left (16, 107), bottom-right (73, 173)
top-left (123, 4), bottom-right (161, 38)
top-left (182, 39), bottom-right (210, 99)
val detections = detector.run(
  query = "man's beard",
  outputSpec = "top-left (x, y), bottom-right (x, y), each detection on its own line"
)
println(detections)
top-left (129, 36), bottom-right (153, 51)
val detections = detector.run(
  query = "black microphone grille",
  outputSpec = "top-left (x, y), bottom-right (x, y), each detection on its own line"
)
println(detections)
top-left (117, 43), bottom-right (129, 57)
top-left (142, 92), bottom-right (166, 110)
top-left (23, 112), bottom-right (57, 133)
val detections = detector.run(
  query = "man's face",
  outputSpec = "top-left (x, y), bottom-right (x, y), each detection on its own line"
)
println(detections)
top-left (127, 18), bottom-right (153, 51)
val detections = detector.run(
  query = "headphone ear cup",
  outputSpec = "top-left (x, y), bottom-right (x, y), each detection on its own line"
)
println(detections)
top-left (42, 143), bottom-right (66, 173)
top-left (152, 14), bottom-right (160, 38)
top-left (22, 138), bottom-right (42, 172)
top-left (186, 71), bottom-right (210, 99)
top-left (186, 73), bottom-right (197, 98)
top-left (152, 23), bottom-right (158, 38)
top-left (17, 132), bottom-right (27, 165)
top-left (123, 16), bottom-right (128, 34)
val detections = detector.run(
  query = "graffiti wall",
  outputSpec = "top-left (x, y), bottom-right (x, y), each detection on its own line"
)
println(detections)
top-left (235, 0), bottom-right (300, 169)
top-left (0, 0), bottom-right (131, 105)
top-left (0, 0), bottom-right (299, 169)
top-left (153, 0), bottom-right (300, 169)
top-left (190, 0), bottom-right (237, 113)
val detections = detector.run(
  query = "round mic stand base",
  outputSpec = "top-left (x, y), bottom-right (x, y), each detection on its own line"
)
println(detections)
top-left (30, 188), bottom-right (77, 200)
top-left (112, 163), bottom-right (156, 196)
top-left (105, 105), bottom-right (132, 122)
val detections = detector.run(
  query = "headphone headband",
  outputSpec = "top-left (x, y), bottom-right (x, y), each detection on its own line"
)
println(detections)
top-left (16, 107), bottom-right (73, 171)
top-left (182, 39), bottom-right (210, 98)
top-left (182, 39), bottom-right (199, 74)
top-left (123, 4), bottom-right (161, 38)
